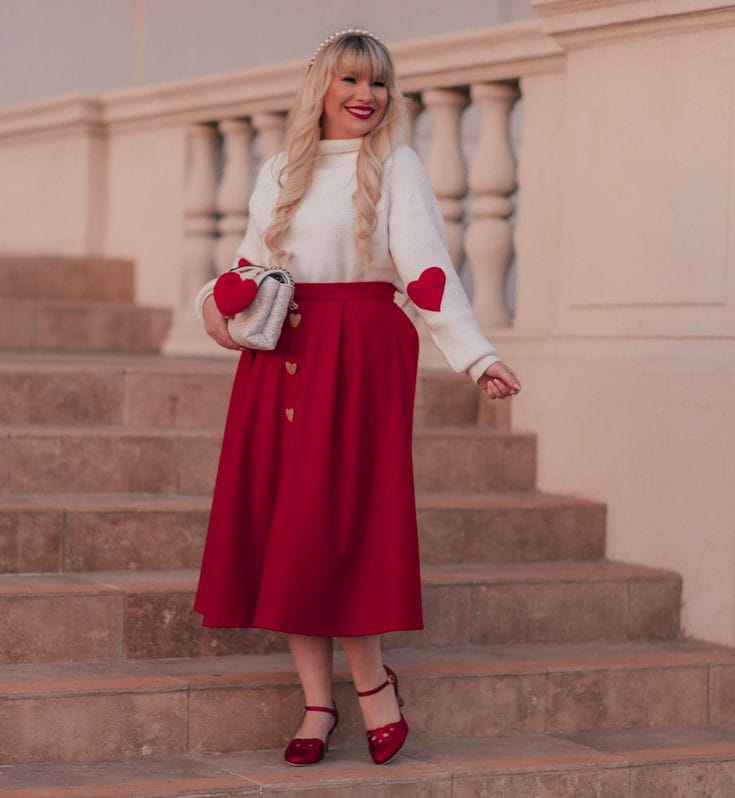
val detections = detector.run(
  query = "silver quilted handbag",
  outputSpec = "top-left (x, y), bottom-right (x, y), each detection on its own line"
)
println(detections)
top-left (215, 263), bottom-right (298, 350)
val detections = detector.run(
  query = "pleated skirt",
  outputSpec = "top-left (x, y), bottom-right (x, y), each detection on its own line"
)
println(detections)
top-left (192, 280), bottom-right (424, 636)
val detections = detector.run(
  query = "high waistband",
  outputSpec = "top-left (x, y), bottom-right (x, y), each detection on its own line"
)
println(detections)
top-left (293, 281), bottom-right (396, 301)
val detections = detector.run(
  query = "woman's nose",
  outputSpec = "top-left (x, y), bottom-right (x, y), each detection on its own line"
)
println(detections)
top-left (354, 84), bottom-right (377, 100)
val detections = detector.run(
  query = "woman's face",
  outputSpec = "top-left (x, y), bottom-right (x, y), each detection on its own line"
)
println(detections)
top-left (320, 66), bottom-right (388, 139)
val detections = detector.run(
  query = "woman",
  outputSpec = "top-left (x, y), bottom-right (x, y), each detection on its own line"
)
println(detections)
top-left (192, 28), bottom-right (521, 767)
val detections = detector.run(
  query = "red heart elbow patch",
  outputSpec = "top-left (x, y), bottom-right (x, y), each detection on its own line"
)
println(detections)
top-left (213, 271), bottom-right (258, 317)
top-left (406, 266), bottom-right (446, 312)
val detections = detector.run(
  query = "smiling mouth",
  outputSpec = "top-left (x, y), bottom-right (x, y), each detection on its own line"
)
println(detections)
top-left (345, 107), bottom-right (374, 119)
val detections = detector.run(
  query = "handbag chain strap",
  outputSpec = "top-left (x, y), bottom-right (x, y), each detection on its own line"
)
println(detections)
top-left (230, 262), bottom-right (299, 311)
top-left (265, 265), bottom-right (299, 311)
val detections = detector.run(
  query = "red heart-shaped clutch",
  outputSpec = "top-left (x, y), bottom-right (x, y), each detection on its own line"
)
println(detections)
top-left (213, 270), bottom-right (258, 317)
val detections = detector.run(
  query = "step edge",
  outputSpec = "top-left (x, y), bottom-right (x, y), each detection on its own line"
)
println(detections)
top-left (0, 560), bottom-right (683, 595)
top-left (1, 638), bottom-right (733, 698)
top-left (3, 725), bottom-right (735, 794)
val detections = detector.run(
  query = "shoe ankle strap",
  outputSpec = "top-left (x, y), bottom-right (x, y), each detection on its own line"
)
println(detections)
top-left (355, 665), bottom-right (396, 697)
top-left (303, 704), bottom-right (337, 716)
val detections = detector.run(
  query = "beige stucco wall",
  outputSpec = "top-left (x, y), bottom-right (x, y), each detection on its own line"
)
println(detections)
top-left (501, 10), bottom-right (735, 645)
top-left (105, 124), bottom-right (187, 308)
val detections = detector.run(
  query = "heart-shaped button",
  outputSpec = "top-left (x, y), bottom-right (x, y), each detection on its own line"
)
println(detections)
top-left (213, 272), bottom-right (258, 317)
top-left (285, 361), bottom-right (298, 375)
top-left (406, 266), bottom-right (446, 312)
top-left (285, 407), bottom-right (294, 421)
top-left (289, 313), bottom-right (302, 327)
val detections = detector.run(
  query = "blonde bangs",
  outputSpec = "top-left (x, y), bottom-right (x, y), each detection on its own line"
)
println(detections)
top-left (332, 41), bottom-right (389, 84)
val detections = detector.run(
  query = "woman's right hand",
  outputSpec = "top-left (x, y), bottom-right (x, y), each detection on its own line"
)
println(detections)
top-left (476, 361), bottom-right (521, 399)
top-left (202, 294), bottom-right (246, 351)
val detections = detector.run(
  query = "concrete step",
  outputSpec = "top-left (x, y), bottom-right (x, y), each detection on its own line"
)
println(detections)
top-left (0, 639), bottom-right (733, 765)
top-left (1, 723), bottom-right (734, 796)
top-left (0, 352), bottom-right (507, 429)
top-left (0, 351), bottom-right (235, 428)
top-left (0, 424), bottom-right (537, 495)
top-left (0, 299), bottom-right (172, 353)
top-left (413, 426), bottom-right (536, 491)
top-left (0, 254), bottom-right (135, 303)
top-left (416, 490), bottom-right (606, 565)
top-left (0, 561), bottom-right (680, 664)
top-left (417, 367), bottom-right (511, 430)
top-left (0, 490), bottom-right (607, 574)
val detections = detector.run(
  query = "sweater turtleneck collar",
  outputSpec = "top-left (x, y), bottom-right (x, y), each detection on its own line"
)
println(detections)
top-left (318, 135), bottom-right (365, 154)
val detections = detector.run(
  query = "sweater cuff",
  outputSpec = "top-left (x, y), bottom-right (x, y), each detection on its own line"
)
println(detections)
top-left (193, 278), bottom-right (218, 323)
top-left (467, 352), bottom-right (503, 384)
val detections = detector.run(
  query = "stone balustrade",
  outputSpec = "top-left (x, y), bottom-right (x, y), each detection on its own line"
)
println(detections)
top-left (0, 19), bottom-right (559, 354)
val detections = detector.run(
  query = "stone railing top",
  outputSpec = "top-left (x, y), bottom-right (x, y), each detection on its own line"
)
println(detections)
top-left (0, 18), bottom-right (560, 139)
top-left (533, 0), bottom-right (735, 47)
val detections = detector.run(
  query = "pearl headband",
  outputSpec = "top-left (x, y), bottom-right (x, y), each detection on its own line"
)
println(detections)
top-left (308, 28), bottom-right (385, 69)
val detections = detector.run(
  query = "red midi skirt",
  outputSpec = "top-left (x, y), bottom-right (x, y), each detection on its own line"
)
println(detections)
top-left (192, 280), bottom-right (424, 636)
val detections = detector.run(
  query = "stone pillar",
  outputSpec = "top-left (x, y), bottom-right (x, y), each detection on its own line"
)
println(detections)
top-left (421, 88), bottom-right (471, 273)
top-left (215, 118), bottom-right (254, 269)
top-left (182, 123), bottom-right (219, 310)
top-left (464, 81), bottom-right (520, 327)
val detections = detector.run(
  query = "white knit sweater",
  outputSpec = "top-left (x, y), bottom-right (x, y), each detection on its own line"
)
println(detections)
top-left (194, 135), bottom-right (502, 384)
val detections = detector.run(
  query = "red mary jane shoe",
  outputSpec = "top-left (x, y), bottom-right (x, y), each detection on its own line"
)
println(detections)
top-left (356, 664), bottom-right (409, 765)
top-left (283, 701), bottom-right (339, 766)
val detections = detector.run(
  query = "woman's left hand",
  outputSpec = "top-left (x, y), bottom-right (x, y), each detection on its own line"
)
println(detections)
top-left (477, 361), bottom-right (521, 399)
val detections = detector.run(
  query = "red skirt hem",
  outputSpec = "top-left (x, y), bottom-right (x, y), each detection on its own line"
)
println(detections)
top-left (192, 609), bottom-right (425, 636)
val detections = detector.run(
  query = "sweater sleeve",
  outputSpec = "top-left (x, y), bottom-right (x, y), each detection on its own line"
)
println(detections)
top-left (386, 143), bottom-right (502, 384)
top-left (193, 155), bottom-right (274, 323)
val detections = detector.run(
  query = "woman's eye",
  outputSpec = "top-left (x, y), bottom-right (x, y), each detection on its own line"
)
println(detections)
top-left (342, 77), bottom-right (385, 87)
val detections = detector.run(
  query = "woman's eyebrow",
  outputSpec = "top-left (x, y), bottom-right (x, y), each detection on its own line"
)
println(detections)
top-left (340, 70), bottom-right (381, 80)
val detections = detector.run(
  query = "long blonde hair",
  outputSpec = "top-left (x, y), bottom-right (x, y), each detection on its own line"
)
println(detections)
top-left (262, 32), bottom-right (409, 273)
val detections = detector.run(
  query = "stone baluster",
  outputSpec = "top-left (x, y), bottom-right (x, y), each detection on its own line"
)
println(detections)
top-left (464, 81), bottom-right (520, 327)
top-left (405, 94), bottom-right (423, 146)
top-left (182, 123), bottom-right (219, 310)
top-left (252, 110), bottom-right (286, 161)
top-left (420, 88), bottom-right (470, 276)
top-left (215, 119), bottom-right (254, 269)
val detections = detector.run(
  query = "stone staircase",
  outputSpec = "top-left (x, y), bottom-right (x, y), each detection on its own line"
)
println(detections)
top-left (0, 254), bottom-right (734, 796)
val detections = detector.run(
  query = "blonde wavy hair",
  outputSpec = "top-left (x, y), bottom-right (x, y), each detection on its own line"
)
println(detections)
top-left (262, 31), bottom-right (410, 274)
